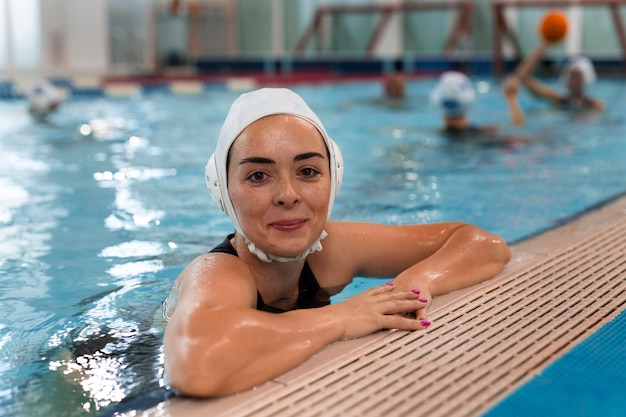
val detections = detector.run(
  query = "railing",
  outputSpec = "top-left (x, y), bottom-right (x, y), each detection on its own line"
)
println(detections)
top-left (294, 1), bottom-right (474, 56)
top-left (492, 0), bottom-right (626, 74)
top-left (155, 1), bottom-right (238, 68)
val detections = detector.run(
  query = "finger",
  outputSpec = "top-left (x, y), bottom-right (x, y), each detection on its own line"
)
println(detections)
top-left (364, 282), bottom-right (396, 297)
top-left (378, 290), bottom-right (425, 305)
top-left (367, 283), bottom-right (417, 299)
top-left (380, 294), bottom-right (428, 315)
top-left (381, 281), bottom-right (397, 291)
top-left (384, 314), bottom-right (432, 331)
top-left (415, 307), bottom-right (431, 328)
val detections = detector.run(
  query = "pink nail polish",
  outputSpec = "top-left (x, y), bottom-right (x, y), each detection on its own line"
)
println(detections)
top-left (418, 298), bottom-right (428, 303)
top-left (420, 320), bottom-right (431, 327)
top-left (385, 281), bottom-right (394, 286)
top-left (411, 289), bottom-right (421, 295)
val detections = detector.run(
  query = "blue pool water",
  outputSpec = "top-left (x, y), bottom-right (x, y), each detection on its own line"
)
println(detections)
top-left (483, 309), bottom-right (626, 417)
top-left (1, 77), bottom-right (625, 416)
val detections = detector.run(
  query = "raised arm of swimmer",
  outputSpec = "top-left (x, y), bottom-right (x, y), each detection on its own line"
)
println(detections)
top-left (514, 40), bottom-right (563, 103)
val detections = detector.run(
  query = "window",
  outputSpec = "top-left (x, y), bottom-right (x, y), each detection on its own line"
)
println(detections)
top-left (0, 0), bottom-right (40, 71)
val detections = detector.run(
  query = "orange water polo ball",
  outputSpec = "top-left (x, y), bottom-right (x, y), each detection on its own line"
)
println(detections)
top-left (539, 11), bottom-right (568, 42)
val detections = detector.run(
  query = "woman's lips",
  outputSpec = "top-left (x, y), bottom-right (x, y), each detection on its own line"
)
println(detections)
top-left (270, 219), bottom-right (307, 231)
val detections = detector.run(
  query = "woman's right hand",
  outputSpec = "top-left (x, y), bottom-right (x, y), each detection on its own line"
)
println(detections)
top-left (502, 76), bottom-right (520, 97)
top-left (331, 283), bottom-right (430, 340)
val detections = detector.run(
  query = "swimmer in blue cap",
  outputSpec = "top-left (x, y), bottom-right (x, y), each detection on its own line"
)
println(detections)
top-left (430, 71), bottom-right (525, 142)
top-left (162, 87), bottom-right (511, 397)
top-left (430, 71), bottom-right (477, 126)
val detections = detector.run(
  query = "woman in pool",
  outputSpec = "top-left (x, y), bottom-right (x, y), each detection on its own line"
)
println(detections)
top-left (163, 88), bottom-right (511, 397)
top-left (504, 39), bottom-right (604, 112)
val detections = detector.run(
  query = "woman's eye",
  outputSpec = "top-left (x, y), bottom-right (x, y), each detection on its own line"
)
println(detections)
top-left (299, 167), bottom-right (320, 179)
top-left (247, 171), bottom-right (269, 183)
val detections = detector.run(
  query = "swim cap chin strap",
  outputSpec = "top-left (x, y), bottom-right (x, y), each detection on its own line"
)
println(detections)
top-left (245, 230), bottom-right (328, 263)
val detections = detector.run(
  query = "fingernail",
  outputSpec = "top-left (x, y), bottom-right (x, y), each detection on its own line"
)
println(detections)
top-left (420, 320), bottom-right (431, 327)
top-left (385, 281), bottom-right (394, 286)
top-left (418, 298), bottom-right (428, 303)
top-left (411, 289), bottom-right (421, 295)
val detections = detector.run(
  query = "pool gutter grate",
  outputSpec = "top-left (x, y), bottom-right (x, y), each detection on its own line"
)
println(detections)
top-left (209, 215), bottom-right (626, 417)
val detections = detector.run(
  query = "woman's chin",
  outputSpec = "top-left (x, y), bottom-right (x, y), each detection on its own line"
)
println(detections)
top-left (265, 239), bottom-right (315, 258)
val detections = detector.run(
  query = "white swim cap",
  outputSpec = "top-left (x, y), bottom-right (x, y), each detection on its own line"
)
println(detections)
top-left (429, 71), bottom-right (476, 118)
top-left (27, 80), bottom-right (62, 118)
top-left (205, 87), bottom-right (344, 263)
top-left (561, 56), bottom-right (596, 85)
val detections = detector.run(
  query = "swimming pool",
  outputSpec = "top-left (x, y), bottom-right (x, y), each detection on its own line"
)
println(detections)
top-left (1, 76), bottom-right (625, 416)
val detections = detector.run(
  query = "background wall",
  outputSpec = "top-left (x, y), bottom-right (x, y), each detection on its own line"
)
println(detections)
top-left (0, 0), bottom-right (624, 80)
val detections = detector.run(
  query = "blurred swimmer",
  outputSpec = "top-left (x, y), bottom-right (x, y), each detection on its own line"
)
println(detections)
top-left (383, 71), bottom-right (406, 99)
top-left (430, 71), bottom-right (525, 142)
top-left (430, 71), bottom-right (478, 131)
top-left (27, 79), bottom-right (63, 120)
top-left (505, 40), bottom-right (604, 112)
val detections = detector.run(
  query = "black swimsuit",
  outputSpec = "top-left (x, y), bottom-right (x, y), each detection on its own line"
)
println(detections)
top-left (442, 125), bottom-right (485, 141)
top-left (442, 125), bottom-right (512, 146)
top-left (557, 95), bottom-right (596, 110)
top-left (210, 234), bottom-right (331, 313)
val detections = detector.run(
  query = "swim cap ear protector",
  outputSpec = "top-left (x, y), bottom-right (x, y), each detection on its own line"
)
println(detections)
top-left (429, 71), bottom-right (476, 118)
top-left (205, 154), bottom-right (225, 212)
top-left (205, 87), bottom-right (344, 263)
top-left (560, 56), bottom-right (596, 85)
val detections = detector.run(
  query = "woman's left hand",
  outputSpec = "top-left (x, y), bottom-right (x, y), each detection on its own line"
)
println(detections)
top-left (389, 278), bottom-right (433, 327)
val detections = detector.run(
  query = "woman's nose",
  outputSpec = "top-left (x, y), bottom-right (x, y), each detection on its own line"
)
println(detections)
top-left (274, 177), bottom-right (300, 206)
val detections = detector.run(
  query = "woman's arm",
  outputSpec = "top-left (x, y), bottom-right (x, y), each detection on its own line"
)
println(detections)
top-left (587, 97), bottom-right (605, 111)
top-left (163, 254), bottom-right (428, 397)
top-left (390, 223), bottom-right (510, 295)
top-left (321, 222), bottom-right (510, 289)
top-left (318, 222), bottom-right (511, 318)
top-left (514, 41), bottom-right (562, 103)
top-left (502, 75), bottom-right (524, 125)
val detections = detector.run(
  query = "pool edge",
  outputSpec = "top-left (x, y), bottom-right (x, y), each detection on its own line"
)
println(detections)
top-left (138, 194), bottom-right (626, 417)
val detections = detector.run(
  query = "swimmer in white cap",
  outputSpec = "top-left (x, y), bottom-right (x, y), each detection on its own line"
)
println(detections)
top-left (430, 71), bottom-right (478, 129)
top-left (430, 71), bottom-right (525, 140)
top-left (504, 40), bottom-right (604, 113)
top-left (27, 79), bottom-right (63, 120)
top-left (163, 87), bottom-right (511, 397)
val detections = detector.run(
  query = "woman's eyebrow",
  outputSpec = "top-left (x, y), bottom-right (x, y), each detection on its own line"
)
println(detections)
top-left (239, 152), bottom-right (325, 165)
top-left (294, 152), bottom-right (325, 162)
top-left (239, 157), bottom-right (274, 165)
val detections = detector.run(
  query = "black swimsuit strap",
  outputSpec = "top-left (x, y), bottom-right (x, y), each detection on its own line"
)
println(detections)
top-left (209, 234), bottom-right (328, 312)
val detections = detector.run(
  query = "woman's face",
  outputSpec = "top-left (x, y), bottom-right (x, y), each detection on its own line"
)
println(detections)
top-left (566, 68), bottom-right (585, 96)
top-left (227, 114), bottom-right (331, 258)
